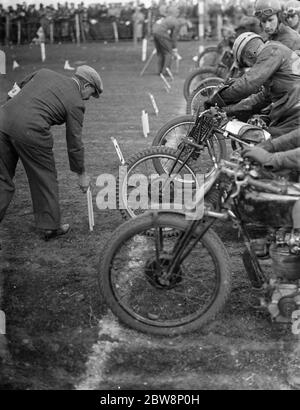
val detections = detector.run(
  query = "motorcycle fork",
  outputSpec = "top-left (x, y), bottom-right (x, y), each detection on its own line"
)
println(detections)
top-left (165, 218), bottom-right (216, 276)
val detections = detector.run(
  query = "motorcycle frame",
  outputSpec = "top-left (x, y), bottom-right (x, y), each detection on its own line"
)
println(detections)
top-left (164, 113), bottom-right (255, 178)
top-left (163, 159), bottom-right (288, 287)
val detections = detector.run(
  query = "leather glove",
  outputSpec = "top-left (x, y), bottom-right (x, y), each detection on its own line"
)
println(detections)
top-left (78, 172), bottom-right (91, 193)
top-left (204, 89), bottom-right (227, 110)
top-left (241, 147), bottom-right (275, 167)
top-left (204, 98), bottom-right (215, 110)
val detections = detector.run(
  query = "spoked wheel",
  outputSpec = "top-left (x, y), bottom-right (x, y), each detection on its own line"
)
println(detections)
top-left (152, 115), bottom-right (195, 148)
top-left (152, 115), bottom-right (227, 179)
top-left (196, 46), bottom-right (221, 68)
top-left (99, 212), bottom-right (232, 336)
top-left (116, 146), bottom-right (202, 221)
top-left (186, 77), bottom-right (224, 115)
top-left (183, 67), bottom-right (217, 101)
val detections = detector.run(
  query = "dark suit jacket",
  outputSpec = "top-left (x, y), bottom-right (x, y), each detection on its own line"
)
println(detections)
top-left (0, 68), bottom-right (85, 174)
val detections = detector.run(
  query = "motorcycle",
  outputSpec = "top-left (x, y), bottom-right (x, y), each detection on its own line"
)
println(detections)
top-left (118, 107), bottom-right (271, 221)
top-left (99, 150), bottom-right (300, 337)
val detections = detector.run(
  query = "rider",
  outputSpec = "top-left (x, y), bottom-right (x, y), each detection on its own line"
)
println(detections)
top-left (204, 32), bottom-right (300, 137)
top-left (242, 128), bottom-right (300, 391)
top-left (253, 0), bottom-right (300, 51)
top-left (284, 0), bottom-right (300, 34)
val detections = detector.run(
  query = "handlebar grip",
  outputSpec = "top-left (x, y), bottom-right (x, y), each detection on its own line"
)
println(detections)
top-left (248, 177), bottom-right (287, 195)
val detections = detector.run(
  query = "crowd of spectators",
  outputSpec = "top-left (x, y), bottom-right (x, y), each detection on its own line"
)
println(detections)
top-left (0, 0), bottom-right (257, 45)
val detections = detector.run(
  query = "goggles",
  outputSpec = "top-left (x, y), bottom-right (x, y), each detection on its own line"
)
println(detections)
top-left (284, 8), bottom-right (298, 17)
top-left (254, 8), bottom-right (277, 18)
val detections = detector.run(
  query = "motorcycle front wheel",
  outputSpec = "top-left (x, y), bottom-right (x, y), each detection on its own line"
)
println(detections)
top-left (196, 46), bottom-right (220, 68)
top-left (186, 77), bottom-right (224, 115)
top-left (152, 115), bottom-right (227, 178)
top-left (183, 67), bottom-right (217, 101)
top-left (99, 212), bottom-right (232, 336)
top-left (116, 146), bottom-right (202, 221)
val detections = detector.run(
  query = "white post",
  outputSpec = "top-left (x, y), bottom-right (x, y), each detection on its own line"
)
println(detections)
top-left (17, 20), bottom-right (21, 45)
top-left (87, 187), bottom-right (94, 231)
top-left (141, 110), bottom-right (150, 137)
top-left (41, 42), bottom-right (46, 62)
top-left (160, 73), bottom-right (171, 91)
top-left (112, 21), bottom-right (119, 43)
top-left (50, 21), bottom-right (54, 44)
top-left (198, 0), bottom-right (205, 55)
top-left (216, 13), bottom-right (222, 41)
top-left (148, 93), bottom-right (159, 115)
top-left (0, 50), bottom-right (6, 74)
top-left (75, 13), bottom-right (80, 45)
top-left (111, 137), bottom-right (125, 165)
top-left (140, 48), bottom-right (156, 76)
top-left (142, 38), bottom-right (147, 61)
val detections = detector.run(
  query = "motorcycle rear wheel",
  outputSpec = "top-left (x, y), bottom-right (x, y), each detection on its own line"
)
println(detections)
top-left (116, 146), bottom-right (201, 221)
top-left (98, 212), bottom-right (232, 336)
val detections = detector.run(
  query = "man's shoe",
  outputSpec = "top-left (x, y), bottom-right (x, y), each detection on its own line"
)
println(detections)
top-left (42, 224), bottom-right (70, 241)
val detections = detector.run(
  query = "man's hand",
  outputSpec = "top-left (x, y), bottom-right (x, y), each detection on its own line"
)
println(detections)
top-left (241, 146), bottom-right (274, 166)
top-left (172, 48), bottom-right (182, 60)
top-left (78, 172), bottom-right (91, 193)
top-left (204, 90), bottom-right (226, 110)
top-left (204, 98), bottom-right (215, 110)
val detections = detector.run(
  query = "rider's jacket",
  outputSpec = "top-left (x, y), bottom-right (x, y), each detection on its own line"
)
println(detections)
top-left (261, 128), bottom-right (300, 170)
top-left (269, 23), bottom-right (300, 51)
top-left (220, 41), bottom-right (300, 129)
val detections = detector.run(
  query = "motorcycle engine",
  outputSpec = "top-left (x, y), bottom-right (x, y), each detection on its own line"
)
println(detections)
top-left (264, 229), bottom-right (300, 334)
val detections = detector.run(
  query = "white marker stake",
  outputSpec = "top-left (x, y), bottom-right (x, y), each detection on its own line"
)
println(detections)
top-left (111, 137), bottom-right (125, 165)
top-left (0, 50), bottom-right (6, 74)
top-left (64, 60), bottom-right (75, 70)
top-left (12, 60), bottom-right (19, 70)
top-left (87, 187), bottom-right (94, 231)
top-left (160, 73), bottom-right (171, 92)
top-left (165, 67), bottom-right (174, 81)
top-left (112, 21), bottom-right (119, 43)
top-left (148, 93), bottom-right (159, 115)
top-left (41, 42), bottom-right (46, 62)
top-left (141, 110), bottom-right (149, 137)
top-left (140, 49), bottom-right (156, 76)
top-left (141, 38), bottom-right (147, 62)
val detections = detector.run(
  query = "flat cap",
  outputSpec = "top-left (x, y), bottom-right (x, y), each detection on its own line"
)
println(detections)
top-left (75, 65), bottom-right (103, 98)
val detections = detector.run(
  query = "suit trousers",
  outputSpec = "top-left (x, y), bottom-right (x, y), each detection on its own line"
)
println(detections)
top-left (153, 34), bottom-right (173, 75)
top-left (0, 131), bottom-right (61, 230)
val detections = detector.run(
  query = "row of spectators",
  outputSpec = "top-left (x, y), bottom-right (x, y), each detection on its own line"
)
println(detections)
top-left (0, 0), bottom-right (257, 45)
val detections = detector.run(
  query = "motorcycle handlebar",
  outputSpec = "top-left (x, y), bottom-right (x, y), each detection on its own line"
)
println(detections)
top-left (219, 164), bottom-right (288, 195)
top-left (247, 177), bottom-right (287, 195)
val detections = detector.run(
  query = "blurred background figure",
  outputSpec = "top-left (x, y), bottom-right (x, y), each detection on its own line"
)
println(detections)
top-left (284, 0), bottom-right (300, 34)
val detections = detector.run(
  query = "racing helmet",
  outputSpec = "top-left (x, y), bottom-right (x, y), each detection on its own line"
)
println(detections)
top-left (232, 32), bottom-right (264, 66)
top-left (254, 0), bottom-right (282, 19)
top-left (284, 0), bottom-right (300, 17)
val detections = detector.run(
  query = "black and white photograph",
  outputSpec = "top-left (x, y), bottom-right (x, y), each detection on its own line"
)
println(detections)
top-left (1, 0), bottom-right (300, 392)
